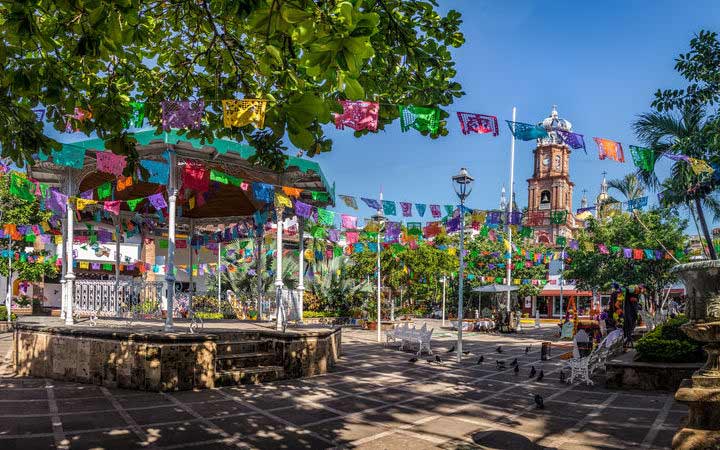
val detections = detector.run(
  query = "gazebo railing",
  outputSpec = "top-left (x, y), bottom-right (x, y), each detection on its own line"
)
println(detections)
top-left (73, 279), bottom-right (165, 319)
top-left (264, 288), bottom-right (303, 323)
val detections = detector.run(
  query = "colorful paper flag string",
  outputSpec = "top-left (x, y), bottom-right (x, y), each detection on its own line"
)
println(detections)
top-left (593, 137), bottom-right (625, 163)
top-left (688, 157), bottom-right (715, 175)
top-left (334, 100), bottom-right (379, 131)
top-left (96, 151), bottom-right (127, 177)
top-left (222, 99), bottom-right (268, 129)
top-left (161, 100), bottom-right (204, 130)
top-left (456, 112), bottom-right (499, 136)
top-left (629, 145), bottom-right (655, 172)
top-left (505, 121), bottom-right (548, 141)
top-left (399, 105), bottom-right (440, 134)
top-left (556, 130), bottom-right (586, 152)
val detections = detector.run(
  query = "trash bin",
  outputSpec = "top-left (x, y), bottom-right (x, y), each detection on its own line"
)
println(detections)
top-left (541, 341), bottom-right (551, 361)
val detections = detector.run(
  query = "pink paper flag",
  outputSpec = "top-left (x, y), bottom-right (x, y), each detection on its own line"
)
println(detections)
top-left (341, 214), bottom-right (357, 229)
top-left (104, 200), bottom-right (121, 215)
top-left (96, 151), bottom-right (127, 177)
top-left (333, 100), bottom-right (379, 131)
top-left (400, 202), bottom-right (412, 217)
top-left (430, 204), bottom-right (441, 218)
top-left (345, 231), bottom-right (359, 245)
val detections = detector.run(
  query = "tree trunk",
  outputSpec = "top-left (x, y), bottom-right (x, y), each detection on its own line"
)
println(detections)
top-left (694, 197), bottom-right (717, 260)
top-left (688, 201), bottom-right (710, 258)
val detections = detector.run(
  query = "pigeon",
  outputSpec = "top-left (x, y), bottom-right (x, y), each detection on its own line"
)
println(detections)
top-left (536, 370), bottom-right (544, 382)
top-left (496, 346), bottom-right (503, 354)
top-left (477, 356), bottom-right (484, 364)
top-left (534, 394), bottom-right (544, 409)
top-left (426, 358), bottom-right (435, 364)
top-left (435, 355), bottom-right (443, 364)
top-left (408, 357), bottom-right (418, 364)
top-left (529, 366), bottom-right (536, 378)
top-left (496, 360), bottom-right (506, 370)
top-left (462, 351), bottom-right (470, 355)
top-left (559, 371), bottom-right (566, 383)
top-left (525, 346), bottom-right (531, 354)
top-left (447, 344), bottom-right (456, 353)
top-left (514, 365), bottom-right (520, 375)
top-left (510, 358), bottom-right (518, 367)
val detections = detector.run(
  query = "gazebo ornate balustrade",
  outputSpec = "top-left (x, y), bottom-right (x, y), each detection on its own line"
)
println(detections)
top-left (73, 279), bottom-right (165, 319)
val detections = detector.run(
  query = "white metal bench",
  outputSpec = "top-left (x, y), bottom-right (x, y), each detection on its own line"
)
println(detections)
top-left (565, 330), bottom-right (624, 385)
top-left (386, 323), bottom-right (433, 355)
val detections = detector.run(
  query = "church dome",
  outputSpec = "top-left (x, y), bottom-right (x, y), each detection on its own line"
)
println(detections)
top-left (538, 106), bottom-right (572, 145)
top-left (539, 105), bottom-right (572, 132)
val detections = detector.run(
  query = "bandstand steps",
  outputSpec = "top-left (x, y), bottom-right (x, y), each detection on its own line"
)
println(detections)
top-left (215, 352), bottom-right (278, 370)
top-left (214, 366), bottom-right (285, 386)
top-left (216, 340), bottom-right (274, 356)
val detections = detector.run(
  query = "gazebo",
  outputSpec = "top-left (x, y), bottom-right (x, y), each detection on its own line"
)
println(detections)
top-left (28, 130), bottom-right (334, 331)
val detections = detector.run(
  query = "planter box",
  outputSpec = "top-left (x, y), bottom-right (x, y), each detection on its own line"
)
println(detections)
top-left (605, 349), bottom-right (702, 391)
top-left (366, 321), bottom-right (394, 331)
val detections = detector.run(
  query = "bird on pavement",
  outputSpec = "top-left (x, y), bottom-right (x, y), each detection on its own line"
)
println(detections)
top-left (510, 358), bottom-right (518, 367)
top-left (514, 365), bottom-right (520, 375)
top-left (446, 344), bottom-right (455, 353)
top-left (525, 346), bottom-right (531, 354)
top-left (496, 360), bottom-right (506, 370)
top-left (529, 366), bottom-right (537, 378)
top-left (496, 346), bottom-right (503, 354)
top-left (463, 351), bottom-right (470, 355)
top-left (477, 356), bottom-right (484, 364)
top-left (534, 394), bottom-right (544, 409)
top-left (536, 370), bottom-right (544, 382)
top-left (408, 357), bottom-right (418, 364)
top-left (559, 371), bottom-right (566, 383)
top-left (426, 358), bottom-right (435, 364)
top-left (435, 355), bottom-right (443, 364)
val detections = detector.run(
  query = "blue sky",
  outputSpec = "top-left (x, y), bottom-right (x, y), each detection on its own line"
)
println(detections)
top-left (313, 0), bottom-right (720, 228)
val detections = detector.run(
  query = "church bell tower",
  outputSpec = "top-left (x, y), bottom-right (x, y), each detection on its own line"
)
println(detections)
top-left (526, 106), bottom-right (577, 245)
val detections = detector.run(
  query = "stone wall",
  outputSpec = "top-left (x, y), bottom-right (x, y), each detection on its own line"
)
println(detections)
top-left (14, 327), bottom-right (217, 391)
top-left (605, 350), bottom-right (702, 391)
top-left (14, 321), bottom-right (342, 391)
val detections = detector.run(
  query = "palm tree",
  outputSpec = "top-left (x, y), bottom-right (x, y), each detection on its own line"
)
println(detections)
top-left (306, 257), bottom-right (372, 313)
top-left (633, 105), bottom-right (720, 259)
top-left (607, 173), bottom-right (645, 202)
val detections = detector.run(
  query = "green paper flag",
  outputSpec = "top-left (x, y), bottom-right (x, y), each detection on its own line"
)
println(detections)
top-left (556, 236), bottom-right (566, 246)
top-left (399, 105), bottom-right (440, 134)
top-left (102, 263), bottom-right (112, 271)
top-left (333, 246), bottom-right (342, 257)
top-left (311, 191), bottom-right (329, 202)
top-left (317, 208), bottom-right (335, 226)
top-left (629, 145), bottom-right (655, 172)
top-left (480, 226), bottom-right (489, 237)
top-left (519, 226), bottom-right (533, 238)
top-left (159, 239), bottom-right (168, 249)
top-left (444, 205), bottom-right (455, 215)
top-left (97, 182), bottom-right (112, 200)
top-left (127, 198), bottom-right (143, 211)
top-left (9, 173), bottom-right (36, 202)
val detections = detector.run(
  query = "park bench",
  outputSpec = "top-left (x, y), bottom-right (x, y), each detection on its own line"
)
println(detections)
top-left (386, 323), bottom-right (434, 355)
top-left (565, 329), bottom-right (624, 385)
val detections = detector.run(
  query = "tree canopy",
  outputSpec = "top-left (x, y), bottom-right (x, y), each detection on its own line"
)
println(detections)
top-left (0, 0), bottom-right (465, 169)
top-left (565, 210), bottom-right (687, 300)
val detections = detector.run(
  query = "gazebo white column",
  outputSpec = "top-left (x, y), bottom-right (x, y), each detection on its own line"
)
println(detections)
top-left (114, 217), bottom-right (121, 295)
top-left (59, 217), bottom-right (67, 320)
top-left (274, 206), bottom-right (284, 330)
top-left (296, 216), bottom-right (305, 323)
top-left (64, 198), bottom-right (76, 325)
top-left (164, 151), bottom-right (178, 332)
top-left (188, 219), bottom-right (195, 310)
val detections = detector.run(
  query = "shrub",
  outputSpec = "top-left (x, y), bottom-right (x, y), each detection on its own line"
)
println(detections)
top-left (636, 316), bottom-right (704, 363)
top-left (0, 306), bottom-right (16, 321)
top-left (195, 312), bottom-right (223, 320)
top-left (303, 311), bottom-right (341, 318)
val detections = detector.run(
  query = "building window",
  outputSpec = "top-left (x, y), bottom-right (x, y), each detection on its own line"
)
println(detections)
top-left (536, 297), bottom-right (549, 315)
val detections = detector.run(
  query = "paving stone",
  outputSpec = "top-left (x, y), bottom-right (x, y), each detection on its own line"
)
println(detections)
top-left (60, 410), bottom-right (127, 432)
top-left (268, 403), bottom-right (342, 426)
top-left (318, 394), bottom-right (386, 414)
top-left (353, 432), bottom-right (443, 450)
top-left (56, 397), bottom-right (115, 414)
top-left (126, 406), bottom-right (195, 426)
top-left (187, 399), bottom-right (254, 418)
top-left (0, 436), bottom-right (56, 450)
top-left (308, 417), bottom-right (387, 444)
top-left (65, 428), bottom-right (141, 450)
top-left (0, 415), bottom-right (53, 436)
top-left (142, 421), bottom-right (225, 447)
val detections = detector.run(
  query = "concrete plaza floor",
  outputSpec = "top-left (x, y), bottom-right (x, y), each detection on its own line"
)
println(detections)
top-left (0, 321), bottom-right (683, 449)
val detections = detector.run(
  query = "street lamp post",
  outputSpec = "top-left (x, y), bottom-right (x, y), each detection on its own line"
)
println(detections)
top-left (441, 275), bottom-right (447, 327)
top-left (452, 168), bottom-right (474, 363)
top-left (371, 209), bottom-right (386, 343)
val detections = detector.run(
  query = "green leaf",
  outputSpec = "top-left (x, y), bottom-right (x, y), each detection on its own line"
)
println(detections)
top-left (343, 77), bottom-right (364, 100)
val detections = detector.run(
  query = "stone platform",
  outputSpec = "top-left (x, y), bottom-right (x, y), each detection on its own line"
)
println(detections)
top-left (605, 349), bottom-right (702, 391)
top-left (13, 317), bottom-right (341, 391)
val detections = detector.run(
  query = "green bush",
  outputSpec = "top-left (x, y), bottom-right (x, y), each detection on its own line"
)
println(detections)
top-left (0, 306), bottom-right (16, 321)
top-left (195, 312), bottom-right (223, 320)
top-left (636, 316), bottom-right (704, 363)
top-left (303, 310), bottom-right (341, 318)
